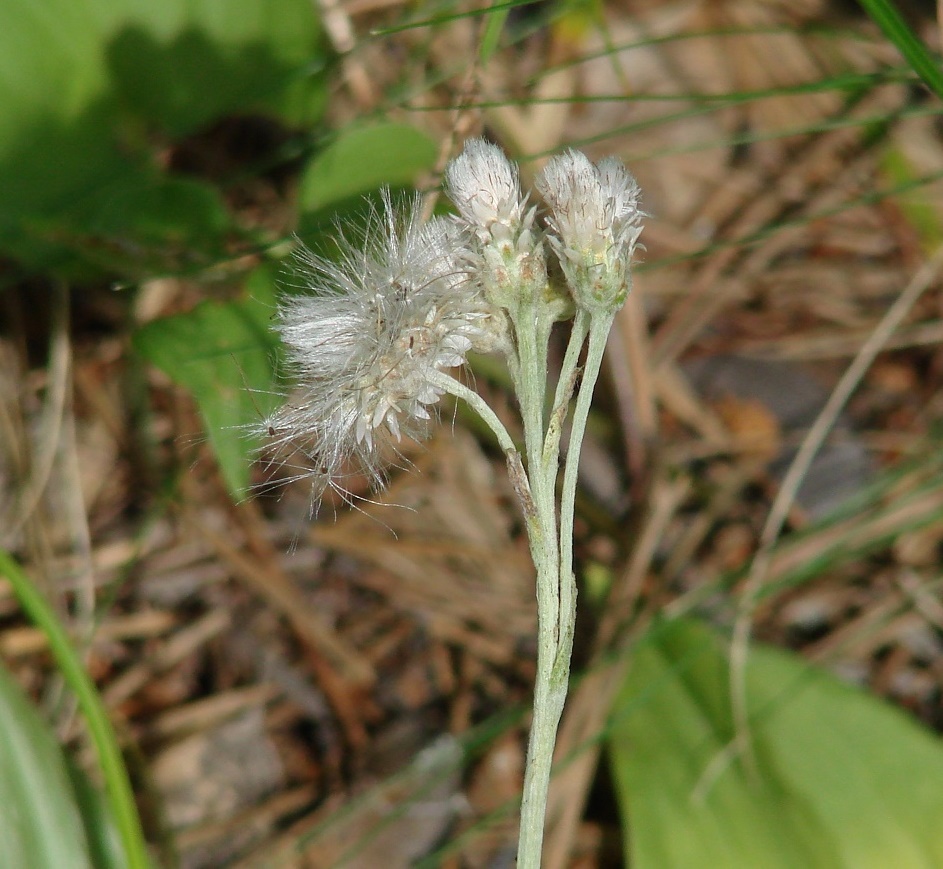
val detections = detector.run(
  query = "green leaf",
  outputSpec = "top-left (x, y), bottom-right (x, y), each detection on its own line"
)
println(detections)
top-left (86, 174), bottom-right (232, 277)
top-left (0, 0), bottom-right (115, 224)
top-left (0, 551), bottom-right (148, 868)
top-left (881, 149), bottom-right (943, 252)
top-left (298, 122), bottom-right (439, 214)
top-left (19, 172), bottom-right (236, 278)
top-left (65, 759), bottom-right (132, 869)
top-left (608, 618), bottom-right (943, 868)
top-left (133, 266), bottom-right (282, 498)
top-left (0, 664), bottom-right (95, 868)
top-left (479, 2), bottom-right (511, 64)
top-left (0, 0), bottom-right (324, 271)
top-left (79, 174), bottom-right (229, 241)
top-left (856, 0), bottom-right (943, 101)
top-left (104, 0), bottom-right (323, 137)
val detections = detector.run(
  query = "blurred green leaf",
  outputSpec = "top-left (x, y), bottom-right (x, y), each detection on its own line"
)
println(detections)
top-left (608, 618), bottom-right (943, 868)
top-left (65, 759), bottom-right (134, 869)
top-left (857, 0), bottom-right (943, 101)
top-left (0, 0), bottom-right (115, 226)
top-left (881, 149), bottom-right (943, 252)
top-left (0, 664), bottom-right (96, 868)
top-left (0, 0), bottom-right (324, 271)
top-left (83, 174), bottom-right (233, 274)
top-left (479, 2), bottom-right (511, 63)
top-left (20, 173), bottom-right (237, 279)
top-left (112, 176), bottom-right (229, 243)
top-left (0, 551), bottom-right (148, 867)
top-left (298, 122), bottom-right (439, 214)
top-left (133, 265), bottom-right (282, 498)
top-left (105, 1), bottom-right (322, 137)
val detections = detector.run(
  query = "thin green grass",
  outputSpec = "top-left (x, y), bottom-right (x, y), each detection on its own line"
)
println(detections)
top-left (0, 551), bottom-right (150, 869)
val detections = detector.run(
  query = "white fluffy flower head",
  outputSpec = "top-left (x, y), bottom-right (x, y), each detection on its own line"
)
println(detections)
top-left (445, 138), bottom-right (547, 309)
top-left (536, 149), bottom-right (643, 313)
top-left (261, 192), bottom-right (493, 505)
top-left (445, 138), bottom-right (528, 244)
top-left (259, 142), bottom-right (643, 509)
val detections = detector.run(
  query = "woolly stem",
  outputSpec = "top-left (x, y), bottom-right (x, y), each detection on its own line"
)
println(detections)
top-left (558, 312), bottom-right (613, 672)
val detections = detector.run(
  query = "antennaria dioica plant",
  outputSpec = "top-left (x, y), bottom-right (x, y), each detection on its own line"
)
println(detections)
top-left (259, 138), bottom-right (644, 867)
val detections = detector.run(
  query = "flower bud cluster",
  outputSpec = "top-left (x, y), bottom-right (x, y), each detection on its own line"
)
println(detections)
top-left (261, 141), bottom-right (642, 505)
top-left (445, 139), bottom-right (546, 311)
top-left (536, 149), bottom-right (644, 314)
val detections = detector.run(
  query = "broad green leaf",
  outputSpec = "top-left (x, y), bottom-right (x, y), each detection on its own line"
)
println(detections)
top-left (0, 0), bottom-right (324, 270)
top-left (0, 664), bottom-right (95, 868)
top-left (298, 123), bottom-right (439, 214)
top-left (0, 1), bottom-right (116, 224)
top-left (104, 0), bottom-right (322, 137)
top-left (18, 172), bottom-right (236, 279)
top-left (76, 174), bottom-right (232, 275)
top-left (133, 266), bottom-right (282, 498)
top-left (608, 618), bottom-right (943, 868)
top-left (84, 174), bottom-right (228, 243)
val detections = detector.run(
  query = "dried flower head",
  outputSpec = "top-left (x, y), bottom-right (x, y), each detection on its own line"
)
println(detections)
top-left (260, 192), bottom-right (495, 506)
top-left (536, 149), bottom-right (643, 313)
top-left (445, 138), bottom-right (547, 309)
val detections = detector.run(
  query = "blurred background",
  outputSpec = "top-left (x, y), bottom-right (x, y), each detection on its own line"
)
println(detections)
top-left (3, 0), bottom-right (943, 866)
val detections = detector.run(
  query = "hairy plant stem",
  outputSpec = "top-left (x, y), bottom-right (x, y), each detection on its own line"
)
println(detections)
top-left (427, 370), bottom-right (516, 455)
top-left (513, 307), bottom-right (559, 869)
top-left (558, 312), bottom-right (614, 668)
top-left (511, 305), bottom-right (599, 869)
top-left (449, 304), bottom-right (612, 867)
